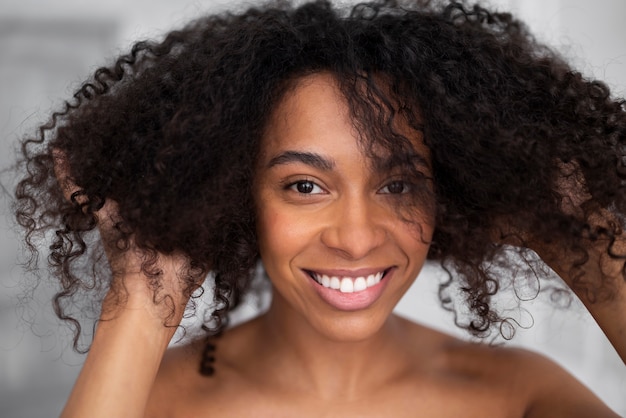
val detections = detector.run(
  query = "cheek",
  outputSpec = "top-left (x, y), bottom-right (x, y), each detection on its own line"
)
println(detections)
top-left (394, 221), bottom-right (434, 273)
top-left (256, 201), bottom-right (316, 268)
top-left (411, 224), bottom-right (434, 256)
top-left (404, 212), bottom-right (434, 248)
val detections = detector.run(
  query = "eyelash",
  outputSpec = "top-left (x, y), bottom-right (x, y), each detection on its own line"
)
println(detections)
top-left (285, 179), bottom-right (411, 195)
top-left (379, 180), bottom-right (411, 195)
top-left (287, 180), bottom-right (325, 194)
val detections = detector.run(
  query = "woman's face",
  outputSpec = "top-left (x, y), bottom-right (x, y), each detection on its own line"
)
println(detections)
top-left (254, 73), bottom-right (434, 341)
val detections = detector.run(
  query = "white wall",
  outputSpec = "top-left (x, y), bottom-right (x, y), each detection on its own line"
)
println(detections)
top-left (1, 0), bottom-right (625, 416)
top-left (492, 0), bottom-right (626, 96)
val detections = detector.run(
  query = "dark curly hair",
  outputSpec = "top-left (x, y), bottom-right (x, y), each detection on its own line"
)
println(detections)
top-left (14, 0), bottom-right (626, 351)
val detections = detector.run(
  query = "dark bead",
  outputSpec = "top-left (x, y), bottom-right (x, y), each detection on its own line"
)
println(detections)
top-left (200, 365), bottom-right (215, 376)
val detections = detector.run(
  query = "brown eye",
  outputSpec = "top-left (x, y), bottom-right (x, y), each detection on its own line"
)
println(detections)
top-left (289, 180), bottom-right (322, 194)
top-left (380, 181), bottom-right (409, 194)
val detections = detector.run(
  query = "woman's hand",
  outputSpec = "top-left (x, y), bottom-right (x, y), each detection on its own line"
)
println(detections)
top-left (492, 160), bottom-right (626, 364)
top-left (54, 148), bottom-right (197, 324)
top-left (97, 199), bottom-right (195, 326)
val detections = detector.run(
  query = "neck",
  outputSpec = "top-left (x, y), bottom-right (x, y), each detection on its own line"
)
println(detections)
top-left (252, 294), bottom-right (412, 400)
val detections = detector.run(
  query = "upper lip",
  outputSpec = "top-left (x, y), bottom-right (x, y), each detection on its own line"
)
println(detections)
top-left (303, 267), bottom-right (392, 278)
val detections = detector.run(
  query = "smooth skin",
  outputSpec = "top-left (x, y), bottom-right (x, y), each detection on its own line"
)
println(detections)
top-left (61, 73), bottom-right (624, 417)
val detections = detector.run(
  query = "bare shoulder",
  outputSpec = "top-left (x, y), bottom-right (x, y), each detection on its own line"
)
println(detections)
top-left (144, 317), bottom-right (262, 417)
top-left (400, 318), bottom-right (618, 418)
top-left (145, 337), bottom-right (217, 418)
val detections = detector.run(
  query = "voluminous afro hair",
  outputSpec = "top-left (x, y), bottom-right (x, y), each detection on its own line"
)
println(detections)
top-left (15, 0), bottom-right (626, 349)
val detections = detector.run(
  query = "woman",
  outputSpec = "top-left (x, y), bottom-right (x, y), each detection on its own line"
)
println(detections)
top-left (15, 0), bottom-right (626, 416)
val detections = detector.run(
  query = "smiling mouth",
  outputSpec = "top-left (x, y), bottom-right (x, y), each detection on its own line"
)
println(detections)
top-left (305, 269), bottom-right (391, 293)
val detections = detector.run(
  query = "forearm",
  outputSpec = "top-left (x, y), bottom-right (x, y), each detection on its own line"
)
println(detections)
top-left (536, 232), bottom-right (626, 364)
top-left (61, 298), bottom-right (178, 418)
top-left (566, 245), bottom-right (626, 364)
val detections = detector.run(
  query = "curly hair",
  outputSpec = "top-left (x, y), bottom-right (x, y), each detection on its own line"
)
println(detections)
top-left (14, 0), bottom-right (626, 351)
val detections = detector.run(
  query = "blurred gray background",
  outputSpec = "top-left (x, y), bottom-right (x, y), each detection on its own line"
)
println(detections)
top-left (0, 0), bottom-right (625, 417)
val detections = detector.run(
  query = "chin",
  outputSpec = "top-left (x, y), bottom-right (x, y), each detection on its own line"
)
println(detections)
top-left (308, 310), bottom-right (393, 343)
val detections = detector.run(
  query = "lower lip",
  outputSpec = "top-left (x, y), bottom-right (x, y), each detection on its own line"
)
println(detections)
top-left (307, 270), bottom-right (393, 311)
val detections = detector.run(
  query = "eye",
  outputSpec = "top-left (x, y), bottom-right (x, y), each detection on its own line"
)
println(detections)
top-left (379, 180), bottom-right (410, 194)
top-left (289, 180), bottom-right (324, 194)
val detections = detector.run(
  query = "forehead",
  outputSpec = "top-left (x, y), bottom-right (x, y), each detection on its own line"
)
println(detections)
top-left (259, 72), bottom-right (428, 166)
top-left (263, 73), bottom-right (350, 149)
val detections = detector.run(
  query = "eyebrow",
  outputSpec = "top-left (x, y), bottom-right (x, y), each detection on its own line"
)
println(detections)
top-left (267, 151), bottom-right (335, 171)
top-left (375, 152), bottom-right (431, 172)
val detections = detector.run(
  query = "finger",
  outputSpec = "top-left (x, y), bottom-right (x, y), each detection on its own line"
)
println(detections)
top-left (555, 160), bottom-right (592, 217)
top-left (51, 148), bottom-right (85, 204)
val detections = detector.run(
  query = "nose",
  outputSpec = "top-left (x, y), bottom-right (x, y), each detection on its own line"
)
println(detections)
top-left (320, 195), bottom-right (386, 260)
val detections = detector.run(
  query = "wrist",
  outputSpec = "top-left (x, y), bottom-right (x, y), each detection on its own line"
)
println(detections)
top-left (98, 284), bottom-right (188, 347)
top-left (95, 303), bottom-right (179, 350)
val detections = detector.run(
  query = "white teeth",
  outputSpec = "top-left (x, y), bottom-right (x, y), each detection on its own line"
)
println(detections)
top-left (353, 277), bottom-right (367, 292)
top-left (312, 271), bottom-right (386, 293)
top-left (340, 278), bottom-right (354, 293)
top-left (321, 275), bottom-right (330, 287)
